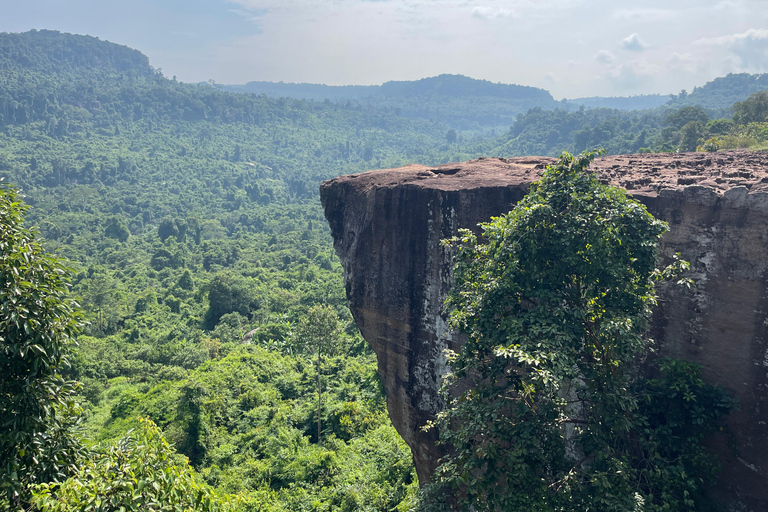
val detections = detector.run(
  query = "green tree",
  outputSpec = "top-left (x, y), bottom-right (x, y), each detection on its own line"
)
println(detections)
top-left (664, 105), bottom-right (709, 130)
top-left (705, 118), bottom-right (735, 136)
top-left (82, 274), bottom-right (118, 334)
top-left (104, 216), bottom-right (130, 242)
top-left (150, 247), bottom-right (185, 270)
top-left (177, 269), bottom-right (194, 291)
top-left (203, 274), bottom-right (254, 330)
top-left (31, 418), bottom-right (235, 512)
top-left (292, 305), bottom-right (343, 445)
top-left (1, 182), bottom-right (85, 508)
top-left (679, 120), bottom-right (705, 152)
top-left (175, 381), bottom-right (210, 467)
top-left (157, 217), bottom-right (178, 242)
top-left (363, 145), bottom-right (374, 162)
top-left (426, 152), bottom-right (732, 511)
top-left (733, 90), bottom-right (768, 124)
top-left (187, 216), bottom-right (202, 245)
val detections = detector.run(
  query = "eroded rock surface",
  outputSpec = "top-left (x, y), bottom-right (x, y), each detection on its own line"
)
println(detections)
top-left (320, 150), bottom-right (768, 510)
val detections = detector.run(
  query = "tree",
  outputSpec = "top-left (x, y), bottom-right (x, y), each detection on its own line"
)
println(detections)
top-left (733, 90), bottom-right (768, 124)
top-left (202, 273), bottom-right (255, 330)
top-left (705, 118), bottom-right (735, 136)
top-left (678, 120), bottom-right (705, 152)
top-left (82, 274), bottom-right (118, 334)
top-left (426, 152), bottom-right (733, 511)
top-left (150, 247), bottom-right (185, 270)
top-left (157, 217), bottom-right (178, 242)
top-left (31, 418), bottom-right (235, 512)
top-left (1, 182), bottom-right (85, 508)
top-left (291, 305), bottom-right (342, 445)
top-left (175, 381), bottom-right (210, 467)
top-left (664, 105), bottom-right (709, 130)
top-left (104, 216), bottom-right (130, 242)
top-left (177, 269), bottom-right (194, 291)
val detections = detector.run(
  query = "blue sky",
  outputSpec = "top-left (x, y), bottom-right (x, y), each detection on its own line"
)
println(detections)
top-left (2, 0), bottom-right (767, 98)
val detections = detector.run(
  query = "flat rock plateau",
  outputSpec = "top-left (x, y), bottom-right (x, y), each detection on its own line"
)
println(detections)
top-left (321, 150), bottom-right (768, 510)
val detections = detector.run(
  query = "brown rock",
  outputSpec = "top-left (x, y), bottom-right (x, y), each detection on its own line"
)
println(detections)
top-left (320, 150), bottom-right (768, 510)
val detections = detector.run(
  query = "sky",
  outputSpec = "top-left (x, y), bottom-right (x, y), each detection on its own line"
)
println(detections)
top-left (2, 0), bottom-right (767, 98)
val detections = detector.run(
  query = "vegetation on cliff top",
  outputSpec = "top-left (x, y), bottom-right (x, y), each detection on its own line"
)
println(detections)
top-left (424, 152), bottom-right (736, 511)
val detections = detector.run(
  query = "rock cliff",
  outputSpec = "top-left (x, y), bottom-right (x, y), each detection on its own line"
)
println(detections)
top-left (320, 150), bottom-right (768, 510)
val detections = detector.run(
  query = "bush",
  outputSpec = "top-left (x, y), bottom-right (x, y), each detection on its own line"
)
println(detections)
top-left (31, 418), bottom-right (237, 512)
top-left (697, 137), bottom-right (721, 152)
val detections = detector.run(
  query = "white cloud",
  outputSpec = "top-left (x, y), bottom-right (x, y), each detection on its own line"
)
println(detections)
top-left (471, 6), bottom-right (517, 20)
top-left (594, 50), bottom-right (615, 64)
top-left (621, 33), bottom-right (648, 52)
top-left (696, 28), bottom-right (768, 71)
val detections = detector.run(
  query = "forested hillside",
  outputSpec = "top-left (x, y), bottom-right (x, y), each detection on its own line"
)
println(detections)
top-left (0, 29), bottom-right (481, 511)
top-left (226, 71), bottom-right (768, 152)
top-left (479, 91), bottom-right (768, 157)
top-left (226, 74), bottom-right (559, 134)
top-left (667, 72), bottom-right (768, 111)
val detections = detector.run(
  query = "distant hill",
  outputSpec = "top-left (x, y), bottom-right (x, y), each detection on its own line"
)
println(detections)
top-left (0, 29), bottom-right (460, 187)
top-left (226, 74), bottom-right (553, 102)
top-left (226, 72), bottom-right (768, 134)
top-left (667, 73), bottom-right (768, 111)
top-left (378, 74), bottom-right (553, 101)
top-left (0, 30), bottom-right (325, 128)
top-left (225, 74), bottom-right (559, 134)
top-left (0, 29), bottom-right (154, 79)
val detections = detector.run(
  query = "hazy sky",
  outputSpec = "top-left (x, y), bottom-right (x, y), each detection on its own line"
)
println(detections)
top-left (2, 0), bottom-right (767, 98)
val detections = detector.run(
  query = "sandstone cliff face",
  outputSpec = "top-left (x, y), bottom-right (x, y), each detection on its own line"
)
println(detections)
top-left (320, 150), bottom-right (768, 510)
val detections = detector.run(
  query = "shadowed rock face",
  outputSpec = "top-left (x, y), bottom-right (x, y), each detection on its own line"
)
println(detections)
top-left (320, 150), bottom-right (768, 510)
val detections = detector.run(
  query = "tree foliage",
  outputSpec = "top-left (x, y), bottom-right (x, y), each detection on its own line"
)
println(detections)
top-left (0, 182), bottom-right (85, 509)
top-left (733, 90), bottom-right (768, 125)
top-left (426, 152), bottom-right (734, 511)
top-left (678, 121), bottom-right (705, 152)
top-left (31, 418), bottom-right (236, 512)
top-left (663, 106), bottom-right (709, 130)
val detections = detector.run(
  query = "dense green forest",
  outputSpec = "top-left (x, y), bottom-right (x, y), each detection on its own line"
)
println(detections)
top-left (1, 29), bottom-right (473, 511)
top-left (1, 29), bottom-right (767, 511)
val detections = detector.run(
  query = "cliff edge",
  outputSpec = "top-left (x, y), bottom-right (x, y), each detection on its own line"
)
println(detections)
top-left (320, 150), bottom-right (768, 510)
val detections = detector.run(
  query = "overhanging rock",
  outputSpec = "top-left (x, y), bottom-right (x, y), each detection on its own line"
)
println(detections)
top-left (320, 150), bottom-right (768, 510)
